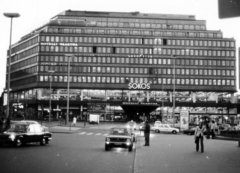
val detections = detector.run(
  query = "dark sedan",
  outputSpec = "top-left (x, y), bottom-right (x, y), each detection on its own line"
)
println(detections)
top-left (0, 122), bottom-right (52, 147)
top-left (105, 127), bottom-right (134, 151)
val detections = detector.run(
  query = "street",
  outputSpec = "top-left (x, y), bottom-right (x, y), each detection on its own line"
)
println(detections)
top-left (0, 127), bottom-right (136, 173)
top-left (1, 123), bottom-right (240, 173)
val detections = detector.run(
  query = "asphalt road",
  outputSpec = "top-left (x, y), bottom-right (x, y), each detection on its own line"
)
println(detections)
top-left (0, 128), bottom-right (136, 173)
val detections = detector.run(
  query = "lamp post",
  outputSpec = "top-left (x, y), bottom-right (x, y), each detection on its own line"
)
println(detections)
top-left (65, 54), bottom-right (74, 125)
top-left (171, 55), bottom-right (177, 124)
top-left (48, 70), bottom-right (55, 122)
top-left (3, 13), bottom-right (20, 118)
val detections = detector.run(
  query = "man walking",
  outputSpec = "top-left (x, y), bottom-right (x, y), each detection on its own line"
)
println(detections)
top-left (144, 120), bottom-right (150, 146)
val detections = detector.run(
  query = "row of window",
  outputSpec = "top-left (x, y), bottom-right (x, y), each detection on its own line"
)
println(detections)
top-left (39, 56), bottom-right (235, 67)
top-left (12, 66), bottom-right (37, 79)
top-left (41, 65), bottom-right (235, 77)
top-left (12, 36), bottom-right (38, 55)
top-left (40, 36), bottom-right (234, 48)
top-left (11, 76), bottom-right (36, 88)
top-left (49, 20), bottom-right (207, 30)
top-left (12, 56), bottom-right (38, 71)
top-left (39, 75), bottom-right (235, 86)
top-left (40, 45), bottom-right (235, 58)
top-left (44, 26), bottom-right (216, 38)
top-left (12, 46), bottom-right (38, 63)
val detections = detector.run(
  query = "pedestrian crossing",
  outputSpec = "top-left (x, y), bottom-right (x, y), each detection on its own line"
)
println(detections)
top-left (78, 132), bottom-right (108, 136)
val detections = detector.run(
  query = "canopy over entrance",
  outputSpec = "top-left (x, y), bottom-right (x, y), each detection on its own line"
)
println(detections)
top-left (121, 102), bottom-right (159, 121)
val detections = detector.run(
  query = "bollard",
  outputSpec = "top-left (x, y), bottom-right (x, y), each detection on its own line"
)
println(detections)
top-left (238, 140), bottom-right (240, 147)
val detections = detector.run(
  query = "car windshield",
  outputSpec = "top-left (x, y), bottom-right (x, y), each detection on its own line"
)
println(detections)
top-left (109, 128), bottom-right (129, 135)
top-left (7, 124), bottom-right (28, 133)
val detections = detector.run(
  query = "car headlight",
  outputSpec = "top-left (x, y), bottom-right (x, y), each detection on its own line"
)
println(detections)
top-left (106, 138), bottom-right (110, 144)
top-left (9, 134), bottom-right (15, 141)
top-left (126, 139), bottom-right (131, 145)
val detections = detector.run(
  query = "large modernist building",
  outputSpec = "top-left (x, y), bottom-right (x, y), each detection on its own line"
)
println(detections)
top-left (6, 10), bottom-right (239, 125)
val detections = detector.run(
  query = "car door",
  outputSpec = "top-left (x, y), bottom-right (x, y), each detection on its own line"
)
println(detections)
top-left (25, 125), bottom-right (36, 143)
top-left (33, 125), bottom-right (44, 142)
top-left (165, 125), bottom-right (171, 133)
top-left (162, 125), bottom-right (169, 132)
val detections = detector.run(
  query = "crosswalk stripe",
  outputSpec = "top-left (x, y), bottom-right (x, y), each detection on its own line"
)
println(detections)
top-left (86, 133), bottom-right (93, 135)
top-left (79, 132), bottom-right (86, 135)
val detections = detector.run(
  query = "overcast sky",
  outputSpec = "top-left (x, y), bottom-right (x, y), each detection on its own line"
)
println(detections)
top-left (0, 0), bottom-right (239, 92)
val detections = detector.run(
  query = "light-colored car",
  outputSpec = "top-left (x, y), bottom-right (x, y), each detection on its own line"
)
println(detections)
top-left (105, 127), bottom-right (134, 151)
top-left (154, 121), bottom-right (162, 126)
top-left (152, 124), bottom-right (179, 134)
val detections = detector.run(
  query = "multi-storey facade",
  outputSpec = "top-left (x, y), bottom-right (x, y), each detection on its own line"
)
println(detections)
top-left (6, 10), bottom-right (239, 125)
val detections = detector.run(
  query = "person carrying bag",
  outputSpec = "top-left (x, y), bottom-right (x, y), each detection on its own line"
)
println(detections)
top-left (194, 122), bottom-right (205, 153)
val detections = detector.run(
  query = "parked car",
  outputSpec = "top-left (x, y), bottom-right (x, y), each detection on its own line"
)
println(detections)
top-left (154, 121), bottom-right (162, 126)
top-left (152, 124), bottom-right (179, 134)
top-left (105, 127), bottom-right (134, 151)
top-left (0, 122), bottom-right (52, 147)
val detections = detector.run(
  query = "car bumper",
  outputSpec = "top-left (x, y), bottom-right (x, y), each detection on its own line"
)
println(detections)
top-left (0, 138), bottom-right (15, 145)
top-left (105, 141), bottom-right (132, 148)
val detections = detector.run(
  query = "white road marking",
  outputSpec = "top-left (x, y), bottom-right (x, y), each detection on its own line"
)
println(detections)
top-left (79, 132), bottom-right (86, 135)
top-left (103, 134), bottom-right (108, 136)
top-left (95, 133), bottom-right (102, 135)
top-left (86, 133), bottom-right (93, 135)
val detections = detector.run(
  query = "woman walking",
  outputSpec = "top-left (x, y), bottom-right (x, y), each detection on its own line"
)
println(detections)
top-left (194, 122), bottom-right (205, 153)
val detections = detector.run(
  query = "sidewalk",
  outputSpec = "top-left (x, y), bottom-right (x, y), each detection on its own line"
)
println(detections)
top-left (134, 133), bottom-right (240, 173)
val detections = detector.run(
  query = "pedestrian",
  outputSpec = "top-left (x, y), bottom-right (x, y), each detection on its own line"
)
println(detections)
top-left (210, 120), bottom-right (216, 139)
top-left (144, 120), bottom-right (150, 146)
top-left (194, 122), bottom-right (205, 153)
top-left (73, 117), bottom-right (77, 126)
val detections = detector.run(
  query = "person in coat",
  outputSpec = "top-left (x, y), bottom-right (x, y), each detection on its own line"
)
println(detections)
top-left (194, 122), bottom-right (205, 153)
top-left (144, 120), bottom-right (150, 146)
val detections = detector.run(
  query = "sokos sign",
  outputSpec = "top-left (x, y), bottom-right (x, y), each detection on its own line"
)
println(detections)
top-left (128, 83), bottom-right (150, 90)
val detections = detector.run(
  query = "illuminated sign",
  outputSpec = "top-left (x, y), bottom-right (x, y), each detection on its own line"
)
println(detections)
top-left (128, 83), bottom-right (150, 90)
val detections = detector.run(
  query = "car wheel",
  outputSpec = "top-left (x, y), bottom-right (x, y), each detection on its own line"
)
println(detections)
top-left (155, 129), bottom-right (160, 133)
top-left (40, 138), bottom-right (46, 146)
top-left (105, 144), bottom-right (109, 151)
top-left (129, 146), bottom-right (133, 152)
top-left (172, 130), bottom-right (177, 134)
top-left (15, 138), bottom-right (22, 147)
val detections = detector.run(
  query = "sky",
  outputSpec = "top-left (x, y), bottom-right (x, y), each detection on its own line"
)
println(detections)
top-left (0, 0), bottom-right (239, 93)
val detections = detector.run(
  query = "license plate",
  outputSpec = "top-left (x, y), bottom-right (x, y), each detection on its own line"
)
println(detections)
top-left (114, 143), bottom-right (122, 145)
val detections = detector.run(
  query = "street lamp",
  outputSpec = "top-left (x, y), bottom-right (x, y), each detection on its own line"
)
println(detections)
top-left (65, 54), bottom-right (75, 125)
top-left (48, 70), bottom-right (55, 122)
top-left (171, 55), bottom-right (177, 123)
top-left (3, 13), bottom-right (20, 118)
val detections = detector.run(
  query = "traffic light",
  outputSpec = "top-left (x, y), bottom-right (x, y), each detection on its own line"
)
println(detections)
top-left (218, 0), bottom-right (240, 19)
